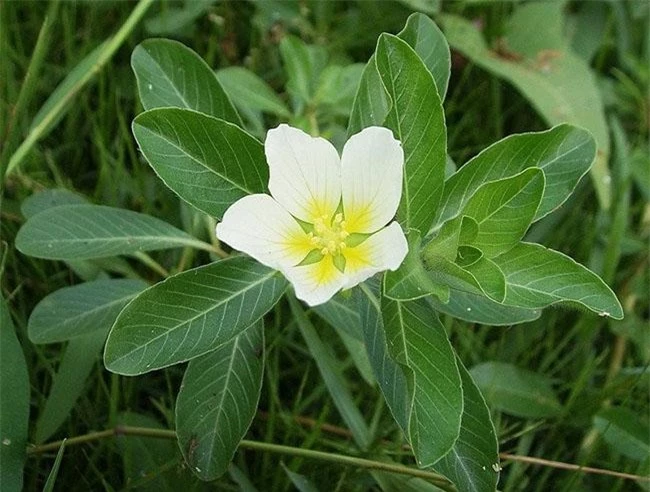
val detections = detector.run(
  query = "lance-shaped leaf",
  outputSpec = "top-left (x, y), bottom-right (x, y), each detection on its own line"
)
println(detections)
top-left (434, 359), bottom-right (500, 492)
top-left (215, 67), bottom-right (291, 118)
top-left (348, 55), bottom-right (391, 136)
top-left (132, 38), bottom-right (241, 125)
top-left (460, 252), bottom-right (506, 303)
top-left (34, 331), bottom-right (106, 443)
top-left (493, 242), bottom-right (624, 319)
top-left (360, 283), bottom-right (409, 432)
top-left (29, 279), bottom-right (147, 343)
top-left (104, 257), bottom-right (287, 375)
top-left (133, 108), bottom-right (268, 219)
top-left (15, 204), bottom-right (207, 260)
top-left (291, 298), bottom-right (372, 450)
top-left (176, 321), bottom-right (264, 480)
top-left (594, 406), bottom-right (650, 461)
top-left (375, 34), bottom-right (447, 234)
top-left (279, 35), bottom-right (318, 106)
top-left (397, 13), bottom-right (450, 100)
top-left (313, 289), bottom-right (364, 341)
top-left (437, 125), bottom-right (595, 227)
top-left (21, 188), bottom-right (88, 217)
top-left (459, 168), bottom-right (544, 258)
top-left (382, 296), bottom-right (462, 466)
top-left (429, 289), bottom-right (541, 326)
top-left (0, 297), bottom-right (29, 492)
top-left (424, 255), bottom-right (489, 300)
top-left (470, 362), bottom-right (562, 419)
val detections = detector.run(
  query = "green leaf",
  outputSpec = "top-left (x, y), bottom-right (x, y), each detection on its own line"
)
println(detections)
top-left (348, 55), bottom-right (390, 136)
top-left (429, 290), bottom-right (541, 326)
top-left (434, 359), bottom-right (499, 492)
top-left (314, 64), bottom-right (365, 115)
top-left (492, 242), bottom-right (624, 319)
top-left (382, 297), bottom-right (462, 466)
top-left (144, 0), bottom-right (215, 36)
top-left (375, 34), bottom-right (447, 234)
top-left (279, 35), bottom-right (318, 106)
top-left (397, 13), bottom-right (450, 100)
top-left (42, 440), bottom-right (66, 492)
top-left (594, 407), bottom-right (650, 461)
top-left (312, 289), bottom-right (374, 384)
top-left (132, 38), bottom-right (241, 124)
top-left (0, 296), bottom-right (29, 492)
top-left (437, 125), bottom-right (595, 227)
top-left (313, 290), bottom-right (363, 341)
top-left (34, 331), bottom-right (105, 443)
top-left (460, 168), bottom-right (545, 257)
top-left (104, 257), bottom-right (287, 375)
top-left (16, 204), bottom-right (205, 260)
top-left (215, 67), bottom-right (291, 118)
top-left (290, 297), bottom-right (372, 450)
top-left (470, 362), bottom-right (562, 418)
top-left (28, 279), bottom-right (147, 343)
top-left (176, 321), bottom-right (264, 480)
top-left (19, 190), bottom-right (135, 281)
top-left (504, 1), bottom-right (566, 57)
top-left (441, 13), bottom-right (611, 209)
top-left (424, 215), bottom-right (478, 261)
top-left (359, 283), bottom-right (409, 431)
top-left (461, 254), bottom-right (506, 303)
top-left (348, 14), bottom-right (449, 137)
top-left (132, 108), bottom-right (268, 218)
top-left (383, 231), bottom-right (449, 302)
top-left (332, 325), bottom-right (376, 387)
top-left (396, 0), bottom-right (440, 15)
top-left (21, 188), bottom-right (88, 218)
top-left (424, 255), bottom-right (486, 299)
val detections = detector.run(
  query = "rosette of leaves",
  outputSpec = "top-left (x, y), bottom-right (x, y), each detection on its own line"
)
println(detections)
top-left (15, 13), bottom-right (622, 492)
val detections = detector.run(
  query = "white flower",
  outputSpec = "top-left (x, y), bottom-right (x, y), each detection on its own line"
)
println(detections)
top-left (216, 124), bottom-right (408, 306)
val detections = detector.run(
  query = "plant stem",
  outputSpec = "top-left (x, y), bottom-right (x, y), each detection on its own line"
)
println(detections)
top-left (131, 252), bottom-right (170, 278)
top-left (27, 425), bottom-right (454, 489)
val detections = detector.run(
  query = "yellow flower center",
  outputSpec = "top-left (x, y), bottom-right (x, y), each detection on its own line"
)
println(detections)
top-left (309, 213), bottom-right (349, 256)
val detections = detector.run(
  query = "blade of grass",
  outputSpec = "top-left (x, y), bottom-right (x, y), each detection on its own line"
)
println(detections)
top-left (42, 439), bottom-right (66, 492)
top-left (5, 0), bottom-right (155, 176)
top-left (0, 1), bottom-right (59, 176)
top-left (288, 296), bottom-right (372, 451)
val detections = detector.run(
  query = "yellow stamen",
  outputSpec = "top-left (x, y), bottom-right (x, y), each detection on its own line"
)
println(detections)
top-left (309, 212), bottom-right (351, 264)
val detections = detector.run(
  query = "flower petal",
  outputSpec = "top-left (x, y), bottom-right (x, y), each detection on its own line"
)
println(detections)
top-left (266, 124), bottom-right (341, 223)
top-left (341, 126), bottom-right (404, 233)
top-left (284, 256), bottom-right (345, 306)
top-left (216, 194), bottom-right (313, 270)
top-left (342, 221), bottom-right (408, 287)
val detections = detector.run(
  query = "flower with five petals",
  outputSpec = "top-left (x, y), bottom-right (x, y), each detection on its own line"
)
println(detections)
top-left (216, 124), bottom-right (408, 306)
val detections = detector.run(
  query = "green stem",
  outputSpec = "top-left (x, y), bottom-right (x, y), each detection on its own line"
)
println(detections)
top-left (26, 425), bottom-right (454, 489)
top-left (5, 0), bottom-right (155, 175)
top-left (131, 252), bottom-right (170, 278)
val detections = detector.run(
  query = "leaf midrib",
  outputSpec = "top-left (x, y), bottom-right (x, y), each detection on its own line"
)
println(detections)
top-left (108, 266), bottom-right (277, 368)
top-left (35, 289), bottom-right (141, 341)
top-left (137, 117), bottom-right (257, 195)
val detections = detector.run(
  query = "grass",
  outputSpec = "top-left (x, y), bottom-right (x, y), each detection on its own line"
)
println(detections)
top-left (1, 1), bottom-right (648, 490)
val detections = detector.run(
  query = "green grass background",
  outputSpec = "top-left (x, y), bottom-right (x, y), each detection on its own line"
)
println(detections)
top-left (1, 0), bottom-right (648, 490)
